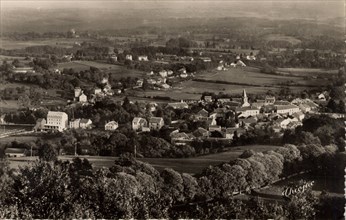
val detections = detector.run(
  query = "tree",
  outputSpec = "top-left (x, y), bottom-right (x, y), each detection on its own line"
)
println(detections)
top-left (38, 143), bottom-right (58, 162)
top-left (286, 187), bottom-right (319, 219)
top-left (17, 95), bottom-right (31, 109)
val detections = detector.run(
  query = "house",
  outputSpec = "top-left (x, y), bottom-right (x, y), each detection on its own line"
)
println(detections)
top-left (275, 118), bottom-right (292, 129)
top-left (136, 79), bottom-right (144, 87)
top-left (80, 119), bottom-right (92, 129)
top-left (138, 55), bottom-right (148, 61)
top-left (217, 98), bottom-right (231, 104)
top-left (193, 127), bottom-right (209, 138)
top-left (246, 55), bottom-right (256, 60)
top-left (94, 88), bottom-right (102, 95)
top-left (170, 131), bottom-right (194, 145)
top-left (149, 117), bottom-right (164, 130)
top-left (180, 73), bottom-right (188, 78)
top-left (224, 127), bottom-right (246, 139)
top-left (74, 87), bottom-right (82, 98)
top-left (125, 55), bottom-right (133, 60)
top-left (132, 117), bottom-right (148, 131)
top-left (159, 70), bottom-right (168, 78)
top-left (45, 111), bottom-right (68, 132)
top-left (12, 67), bottom-right (35, 73)
top-left (166, 102), bottom-right (189, 110)
top-left (200, 57), bottom-right (212, 62)
top-left (208, 125), bottom-right (222, 132)
top-left (69, 118), bottom-right (81, 129)
top-left (105, 121), bottom-right (118, 131)
top-left (286, 121), bottom-right (303, 130)
top-left (274, 101), bottom-right (291, 106)
top-left (276, 104), bottom-right (300, 115)
top-left (265, 96), bottom-right (276, 105)
top-left (292, 112), bottom-right (305, 121)
top-left (147, 102), bottom-right (158, 112)
top-left (160, 83), bottom-right (170, 89)
top-left (204, 96), bottom-right (213, 102)
top-left (5, 148), bottom-right (27, 157)
top-left (236, 106), bottom-right (260, 118)
top-left (110, 55), bottom-right (117, 62)
top-left (147, 79), bottom-right (157, 85)
top-left (298, 103), bottom-right (312, 113)
top-left (230, 60), bottom-right (246, 67)
top-left (34, 118), bottom-right (46, 131)
top-left (178, 67), bottom-right (187, 74)
top-left (195, 109), bottom-right (209, 119)
top-left (147, 71), bottom-right (154, 76)
top-left (239, 117), bottom-right (257, 127)
top-left (79, 93), bottom-right (87, 103)
top-left (252, 100), bottom-right (265, 109)
top-left (318, 93), bottom-right (326, 101)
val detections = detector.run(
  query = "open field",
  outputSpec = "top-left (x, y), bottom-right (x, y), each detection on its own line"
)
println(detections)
top-left (0, 134), bottom-right (37, 143)
top-left (0, 37), bottom-right (92, 50)
top-left (8, 145), bottom-right (282, 174)
top-left (195, 67), bottom-right (325, 87)
top-left (134, 79), bottom-right (314, 101)
top-left (56, 62), bottom-right (91, 72)
top-left (0, 55), bottom-right (29, 63)
top-left (58, 61), bottom-right (145, 79)
top-left (264, 34), bottom-right (302, 45)
top-left (277, 67), bottom-right (339, 77)
top-left (0, 100), bottom-right (21, 112)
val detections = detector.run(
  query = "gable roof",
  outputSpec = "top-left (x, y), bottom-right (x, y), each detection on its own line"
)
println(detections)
top-left (166, 102), bottom-right (189, 109)
top-left (197, 109), bottom-right (209, 116)
top-left (149, 117), bottom-right (163, 123)
top-left (276, 104), bottom-right (299, 110)
top-left (80, 119), bottom-right (91, 124)
top-left (105, 121), bottom-right (118, 126)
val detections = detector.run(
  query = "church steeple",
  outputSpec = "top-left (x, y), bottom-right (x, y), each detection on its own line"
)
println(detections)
top-left (242, 89), bottom-right (250, 107)
top-left (243, 89), bottom-right (247, 99)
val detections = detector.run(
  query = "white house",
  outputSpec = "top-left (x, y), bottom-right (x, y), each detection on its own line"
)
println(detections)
top-left (5, 148), bottom-right (27, 157)
top-left (74, 87), bottom-right (82, 98)
top-left (69, 118), bottom-right (81, 129)
top-left (80, 119), bottom-right (92, 129)
top-left (94, 88), bottom-right (102, 95)
top-left (12, 67), bottom-right (35, 74)
top-left (132, 117), bottom-right (148, 131)
top-left (125, 55), bottom-right (133, 60)
top-left (180, 73), bottom-right (188, 78)
top-left (79, 93), bottom-right (87, 103)
top-left (159, 70), bottom-right (168, 78)
top-left (45, 111), bottom-right (68, 132)
top-left (292, 112), bottom-right (305, 121)
top-left (236, 106), bottom-right (260, 117)
top-left (138, 55), bottom-right (149, 61)
top-left (318, 93), bottom-right (326, 101)
top-left (166, 102), bottom-right (189, 110)
top-left (105, 121), bottom-right (118, 131)
top-left (276, 104), bottom-right (300, 115)
top-left (149, 117), bottom-right (164, 130)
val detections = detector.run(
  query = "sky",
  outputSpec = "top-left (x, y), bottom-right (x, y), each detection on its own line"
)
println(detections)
top-left (1, 0), bottom-right (344, 33)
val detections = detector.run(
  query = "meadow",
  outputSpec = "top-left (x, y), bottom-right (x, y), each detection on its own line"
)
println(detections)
top-left (195, 67), bottom-right (325, 87)
top-left (264, 34), bottom-right (302, 45)
top-left (0, 37), bottom-right (92, 50)
top-left (277, 67), bottom-right (339, 77)
top-left (8, 145), bottom-right (282, 174)
top-left (58, 61), bottom-right (145, 79)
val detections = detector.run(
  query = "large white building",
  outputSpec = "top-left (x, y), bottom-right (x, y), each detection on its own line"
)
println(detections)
top-left (276, 104), bottom-right (300, 115)
top-left (45, 111), bottom-right (68, 132)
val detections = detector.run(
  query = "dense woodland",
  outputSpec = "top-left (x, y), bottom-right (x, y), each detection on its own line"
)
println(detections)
top-left (0, 136), bottom-right (344, 219)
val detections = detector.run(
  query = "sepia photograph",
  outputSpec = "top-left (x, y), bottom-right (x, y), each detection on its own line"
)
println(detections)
top-left (0, 0), bottom-right (345, 219)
